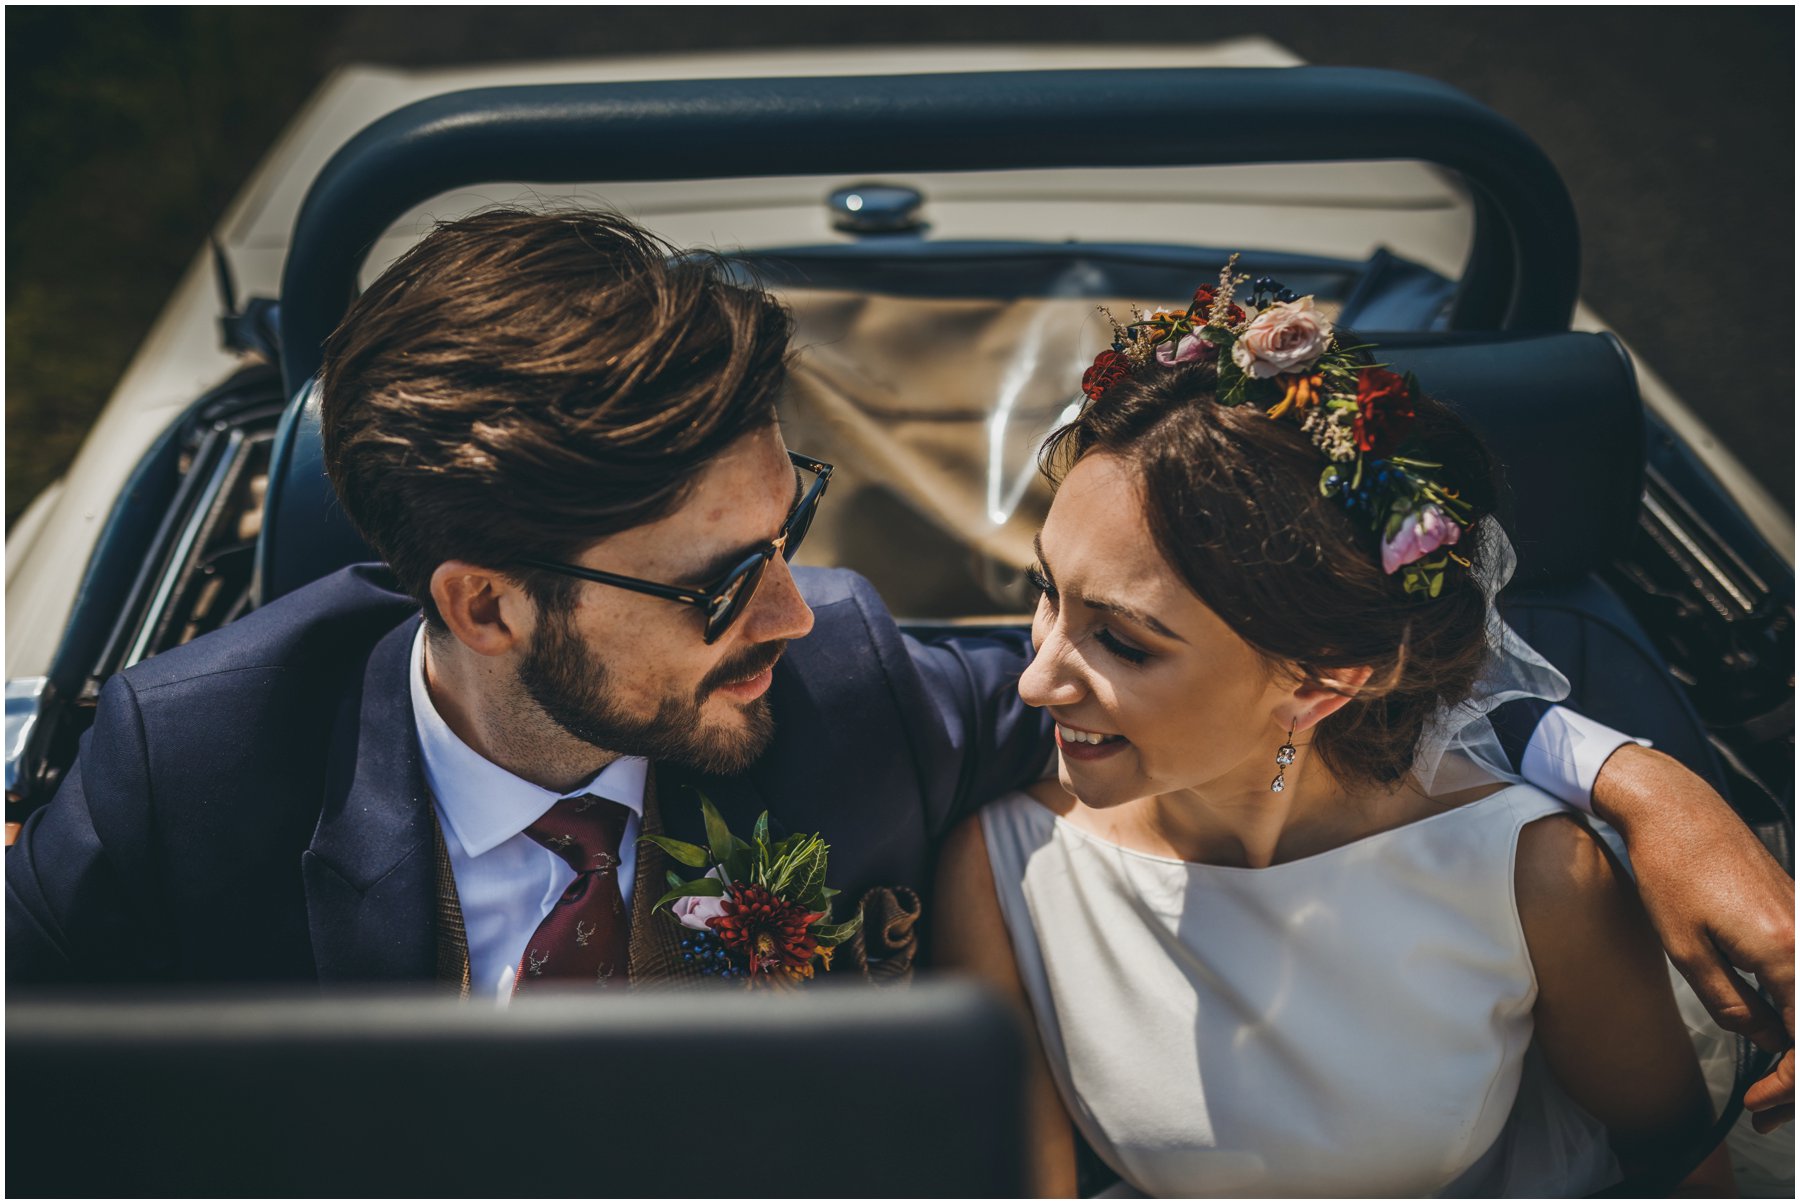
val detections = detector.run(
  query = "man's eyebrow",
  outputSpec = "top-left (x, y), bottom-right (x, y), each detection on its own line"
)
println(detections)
top-left (1032, 533), bottom-right (1187, 644)
top-left (678, 464), bottom-right (807, 587)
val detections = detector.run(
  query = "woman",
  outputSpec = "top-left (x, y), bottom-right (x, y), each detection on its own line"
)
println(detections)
top-left (935, 275), bottom-right (1730, 1196)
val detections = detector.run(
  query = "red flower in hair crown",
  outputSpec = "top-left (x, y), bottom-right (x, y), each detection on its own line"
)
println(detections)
top-left (1083, 256), bottom-right (1472, 599)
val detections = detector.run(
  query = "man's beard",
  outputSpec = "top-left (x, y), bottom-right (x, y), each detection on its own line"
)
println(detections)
top-left (517, 610), bottom-right (781, 775)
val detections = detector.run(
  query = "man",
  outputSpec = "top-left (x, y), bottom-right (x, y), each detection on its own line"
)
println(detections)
top-left (7, 210), bottom-right (1791, 1126)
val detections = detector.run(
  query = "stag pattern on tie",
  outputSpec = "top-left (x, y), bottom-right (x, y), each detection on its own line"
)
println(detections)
top-left (515, 793), bottom-right (632, 994)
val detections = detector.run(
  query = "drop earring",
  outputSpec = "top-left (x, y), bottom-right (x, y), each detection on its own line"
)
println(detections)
top-left (1271, 722), bottom-right (1297, 793)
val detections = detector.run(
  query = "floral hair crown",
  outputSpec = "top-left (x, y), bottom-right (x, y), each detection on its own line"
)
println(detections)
top-left (1080, 255), bottom-right (1473, 599)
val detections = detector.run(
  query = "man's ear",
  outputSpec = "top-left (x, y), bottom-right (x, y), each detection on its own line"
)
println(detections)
top-left (429, 561), bottom-right (531, 657)
top-left (1288, 665), bottom-right (1376, 734)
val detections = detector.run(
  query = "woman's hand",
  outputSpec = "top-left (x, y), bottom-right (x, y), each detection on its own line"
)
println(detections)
top-left (1588, 743), bottom-right (1795, 1131)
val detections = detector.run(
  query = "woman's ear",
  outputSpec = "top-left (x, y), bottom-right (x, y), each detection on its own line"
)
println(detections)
top-left (1287, 665), bottom-right (1376, 734)
top-left (430, 560), bottom-right (529, 657)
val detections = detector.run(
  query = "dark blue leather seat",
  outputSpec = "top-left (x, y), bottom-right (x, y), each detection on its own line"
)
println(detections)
top-left (256, 329), bottom-right (1725, 795)
top-left (1379, 333), bottom-right (1725, 794)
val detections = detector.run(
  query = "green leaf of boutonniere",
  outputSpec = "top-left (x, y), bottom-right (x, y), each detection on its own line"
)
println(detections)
top-left (791, 841), bottom-right (829, 905)
top-left (699, 793), bottom-right (743, 864)
top-left (652, 875), bottom-right (725, 913)
top-left (768, 834), bottom-right (822, 896)
top-left (1199, 325), bottom-right (1236, 348)
top-left (640, 833), bottom-right (710, 867)
top-left (811, 915), bottom-right (863, 945)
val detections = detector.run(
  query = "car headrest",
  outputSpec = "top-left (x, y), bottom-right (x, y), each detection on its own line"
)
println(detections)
top-left (253, 330), bottom-right (1642, 606)
top-left (255, 379), bottom-right (377, 607)
top-left (1373, 331), bottom-right (1644, 590)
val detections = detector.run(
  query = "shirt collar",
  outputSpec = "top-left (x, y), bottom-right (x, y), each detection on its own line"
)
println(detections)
top-left (410, 625), bottom-right (648, 859)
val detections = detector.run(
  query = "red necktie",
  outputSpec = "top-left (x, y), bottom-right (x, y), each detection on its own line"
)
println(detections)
top-left (515, 794), bottom-right (632, 991)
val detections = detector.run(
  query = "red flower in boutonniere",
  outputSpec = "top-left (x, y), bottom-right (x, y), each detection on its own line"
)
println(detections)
top-left (708, 883), bottom-right (824, 978)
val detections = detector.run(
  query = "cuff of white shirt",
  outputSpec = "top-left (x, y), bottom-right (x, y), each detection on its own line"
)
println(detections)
top-left (1521, 705), bottom-right (1652, 813)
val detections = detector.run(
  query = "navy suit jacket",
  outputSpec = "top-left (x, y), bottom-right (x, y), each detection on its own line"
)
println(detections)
top-left (6, 564), bottom-right (1051, 985)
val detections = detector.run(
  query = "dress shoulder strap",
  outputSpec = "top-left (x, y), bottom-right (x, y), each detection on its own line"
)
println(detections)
top-left (1488, 782), bottom-right (1578, 831)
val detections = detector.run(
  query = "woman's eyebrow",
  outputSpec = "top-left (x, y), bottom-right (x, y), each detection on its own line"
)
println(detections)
top-left (1033, 533), bottom-right (1187, 644)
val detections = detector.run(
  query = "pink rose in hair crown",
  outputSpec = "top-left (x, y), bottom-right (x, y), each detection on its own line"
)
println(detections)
top-left (1381, 504), bottom-right (1462, 574)
top-left (1231, 296), bottom-right (1335, 379)
top-left (1155, 332), bottom-right (1215, 366)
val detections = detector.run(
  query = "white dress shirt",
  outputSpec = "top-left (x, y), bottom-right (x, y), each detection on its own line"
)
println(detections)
top-left (410, 626), bottom-right (647, 1004)
top-left (1525, 704), bottom-right (1650, 812)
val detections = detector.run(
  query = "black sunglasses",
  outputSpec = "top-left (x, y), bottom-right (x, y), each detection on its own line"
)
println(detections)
top-left (518, 451), bottom-right (832, 644)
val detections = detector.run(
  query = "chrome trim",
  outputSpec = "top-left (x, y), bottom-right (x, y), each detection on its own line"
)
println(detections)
top-left (1642, 491), bottom-right (1758, 617)
top-left (6, 676), bottom-right (50, 801)
top-left (828, 182), bottom-right (926, 233)
top-left (123, 427), bottom-right (247, 669)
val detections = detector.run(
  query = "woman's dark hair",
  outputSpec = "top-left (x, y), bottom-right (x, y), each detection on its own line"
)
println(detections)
top-left (319, 208), bottom-right (794, 626)
top-left (1040, 350), bottom-right (1500, 787)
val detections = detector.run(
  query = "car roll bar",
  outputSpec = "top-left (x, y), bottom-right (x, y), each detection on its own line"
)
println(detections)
top-left (277, 67), bottom-right (1580, 396)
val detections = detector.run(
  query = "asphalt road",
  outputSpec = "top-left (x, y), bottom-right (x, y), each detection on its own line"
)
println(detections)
top-left (6, 7), bottom-right (1792, 522)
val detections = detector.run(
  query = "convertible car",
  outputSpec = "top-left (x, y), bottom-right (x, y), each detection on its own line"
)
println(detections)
top-left (5, 40), bottom-right (1792, 1195)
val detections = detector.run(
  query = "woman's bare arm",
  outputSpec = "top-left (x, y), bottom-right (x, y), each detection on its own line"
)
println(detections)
top-left (932, 813), bottom-right (1080, 1198)
top-left (1517, 813), bottom-right (1734, 1194)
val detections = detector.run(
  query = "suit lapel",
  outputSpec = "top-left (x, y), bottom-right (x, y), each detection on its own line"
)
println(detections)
top-left (302, 616), bottom-right (438, 984)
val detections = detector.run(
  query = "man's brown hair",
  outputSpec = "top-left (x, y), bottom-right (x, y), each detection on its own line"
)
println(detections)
top-left (318, 209), bottom-right (794, 624)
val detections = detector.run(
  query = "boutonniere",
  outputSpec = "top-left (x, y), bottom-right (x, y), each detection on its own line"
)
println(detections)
top-left (641, 796), bottom-right (860, 988)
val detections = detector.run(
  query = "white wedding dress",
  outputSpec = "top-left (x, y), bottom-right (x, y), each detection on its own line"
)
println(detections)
top-left (980, 784), bottom-right (1624, 1197)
